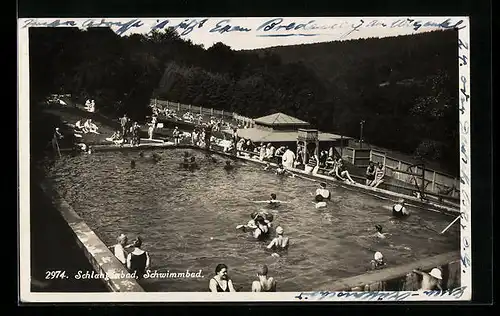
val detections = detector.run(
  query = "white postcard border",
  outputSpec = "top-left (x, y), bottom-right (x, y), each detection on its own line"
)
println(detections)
top-left (17, 16), bottom-right (472, 302)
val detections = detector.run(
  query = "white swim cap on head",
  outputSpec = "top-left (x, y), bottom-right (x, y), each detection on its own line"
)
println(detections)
top-left (429, 268), bottom-right (442, 280)
top-left (374, 251), bottom-right (383, 260)
top-left (276, 226), bottom-right (284, 234)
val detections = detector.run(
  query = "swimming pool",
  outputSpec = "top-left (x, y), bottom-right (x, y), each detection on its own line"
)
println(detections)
top-left (45, 148), bottom-right (460, 292)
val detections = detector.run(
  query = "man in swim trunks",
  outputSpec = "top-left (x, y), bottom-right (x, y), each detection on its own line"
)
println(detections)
top-left (251, 265), bottom-right (277, 292)
top-left (209, 263), bottom-right (236, 292)
top-left (267, 226), bottom-right (289, 251)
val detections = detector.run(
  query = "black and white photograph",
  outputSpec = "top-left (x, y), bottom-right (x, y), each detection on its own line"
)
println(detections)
top-left (18, 16), bottom-right (472, 302)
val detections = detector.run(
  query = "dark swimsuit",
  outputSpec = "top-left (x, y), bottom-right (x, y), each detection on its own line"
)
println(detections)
top-left (211, 278), bottom-right (230, 292)
top-left (392, 204), bottom-right (408, 218)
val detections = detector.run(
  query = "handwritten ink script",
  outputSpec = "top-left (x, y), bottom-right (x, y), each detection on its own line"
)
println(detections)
top-left (151, 19), bottom-right (209, 36)
top-left (457, 25), bottom-right (471, 285)
top-left (21, 17), bottom-right (466, 39)
top-left (294, 287), bottom-right (467, 301)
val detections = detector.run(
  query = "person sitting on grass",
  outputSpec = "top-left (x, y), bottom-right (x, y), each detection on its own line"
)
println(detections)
top-left (83, 118), bottom-right (100, 134)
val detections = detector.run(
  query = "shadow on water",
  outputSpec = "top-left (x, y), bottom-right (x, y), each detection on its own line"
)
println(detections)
top-left (46, 149), bottom-right (460, 291)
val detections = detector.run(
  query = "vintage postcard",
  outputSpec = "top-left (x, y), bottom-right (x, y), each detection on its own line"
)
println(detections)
top-left (18, 16), bottom-right (471, 302)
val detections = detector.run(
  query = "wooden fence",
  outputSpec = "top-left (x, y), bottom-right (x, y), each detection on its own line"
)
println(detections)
top-left (342, 147), bottom-right (459, 198)
top-left (152, 99), bottom-right (256, 127)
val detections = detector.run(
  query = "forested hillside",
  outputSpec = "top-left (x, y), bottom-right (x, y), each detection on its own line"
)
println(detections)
top-left (29, 27), bottom-right (459, 174)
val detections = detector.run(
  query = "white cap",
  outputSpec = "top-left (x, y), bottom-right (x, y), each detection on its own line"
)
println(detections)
top-left (429, 268), bottom-right (442, 280)
top-left (374, 251), bottom-right (383, 260)
top-left (276, 226), bottom-right (284, 234)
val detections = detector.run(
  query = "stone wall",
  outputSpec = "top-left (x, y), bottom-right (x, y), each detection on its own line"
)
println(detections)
top-left (39, 182), bottom-right (144, 292)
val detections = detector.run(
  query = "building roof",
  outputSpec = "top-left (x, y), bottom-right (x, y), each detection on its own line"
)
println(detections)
top-left (253, 112), bottom-right (310, 126)
top-left (225, 128), bottom-right (350, 143)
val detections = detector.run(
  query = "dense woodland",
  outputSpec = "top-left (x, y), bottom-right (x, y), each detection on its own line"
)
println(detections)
top-left (29, 27), bottom-right (459, 174)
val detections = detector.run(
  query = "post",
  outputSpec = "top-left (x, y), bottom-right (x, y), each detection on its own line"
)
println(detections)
top-left (383, 154), bottom-right (386, 167)
top-left (188, 104), bottom-right (191, 112)
top-left (352, 148), bottom-right (356, 164)
top-left (222, 110), bottom-right (224, 118)
top-left (340, 135), bottom-right (344, 159)
top-left (431, 171), bottom-right (436, 192)
top-left (177, 102), bottom-right (180, 112)
top-left (211, 108), bottom-right (214, 115)
top-left (359, 120), bottom-right (365, 149)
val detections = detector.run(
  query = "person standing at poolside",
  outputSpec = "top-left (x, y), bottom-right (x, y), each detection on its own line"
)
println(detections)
top-left (126, 237), bottom-right (150, 279)
top-left (251, 265), bottom-right (277, 292)
top-left (120, 114), bottom-right (130, 142)
top-left (281, 146), bottom-right (296, 170)
top-left (209, 264), bottom-right (236, 292)
top-left (173, 126), bottom-right (180, 146)
top-left (111, 234), bottom-right (132, 265)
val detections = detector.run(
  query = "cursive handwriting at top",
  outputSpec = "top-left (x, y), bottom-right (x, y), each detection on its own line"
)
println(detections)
top-left (22, 19), bottom-right (77, 28)
top-left (169, 19), bottom-right (209, 36)
top-left (82, 19), bottom-right (143, 35)
top-left (209, 19), bottom-right (251, 34)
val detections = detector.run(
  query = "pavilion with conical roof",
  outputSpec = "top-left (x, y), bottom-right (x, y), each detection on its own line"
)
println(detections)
top-left (227, 112), bottom-right (349, 144)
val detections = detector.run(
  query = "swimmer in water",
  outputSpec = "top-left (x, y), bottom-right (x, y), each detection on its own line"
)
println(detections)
top-left (251, 265), bottom-right (277, 292)
top-left (224, 160), bottom-right (234, 171)
top-left (236, 210), bottom-right (272, 230)
top-left (188, 156), bottom-right (198, 169)
top-left (275, 163), bottom-right (295, 178)
top-left (314, 195), bottom-right (327, 208)
top-left (266, 226), bottom-right (289, 251)
top-left (370, 251), bottom-right (387, 270)
top-left (374, 224), bottom-right (391, 239)
top-left (392, 199), bottom-right (410, 218)
top-left (130, 160), bottom-right (136, 169)
top-left (252, 214), bottom-right (271, 240)
top-left (315, 182), bottom-right (331, 201)
top-left (254, 194), bottom-right (285, 208)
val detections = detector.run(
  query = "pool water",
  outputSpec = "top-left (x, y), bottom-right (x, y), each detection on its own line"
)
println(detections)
top-left (45, 148), bottom-right (460, 292)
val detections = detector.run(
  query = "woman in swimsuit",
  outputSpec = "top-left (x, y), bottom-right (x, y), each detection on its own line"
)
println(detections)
top-left (209, 263), bottom-right (236, 292)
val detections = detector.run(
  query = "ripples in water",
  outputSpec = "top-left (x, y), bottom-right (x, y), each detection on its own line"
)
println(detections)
top-left (45, 149), bottom-right (460, 291)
